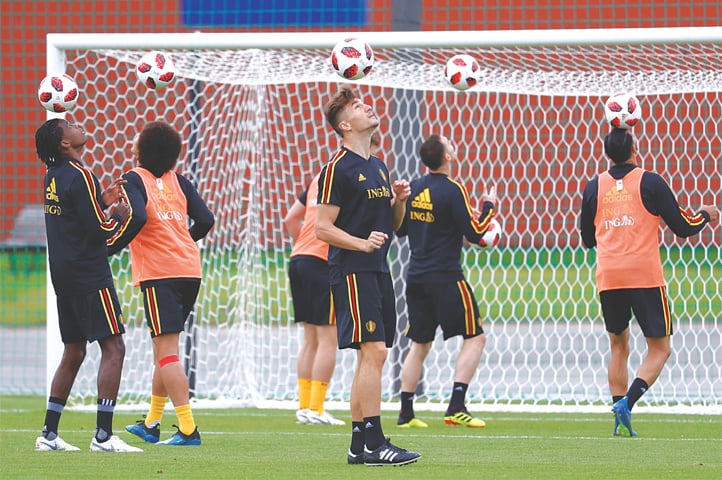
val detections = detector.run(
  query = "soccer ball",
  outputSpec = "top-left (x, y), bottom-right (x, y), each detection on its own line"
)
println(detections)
top-left (37, 73), bottom-right (79, 113)
top-left (604, 93), bottom-right (642, 129)
top-left (480, 218), bottom-right (502, 248)
top-left (444, 54), bottom-right (481, 91)
top-left (331, 38), bottom-right (374, 81)
top-left (136, 51), bottom-right (176, 90)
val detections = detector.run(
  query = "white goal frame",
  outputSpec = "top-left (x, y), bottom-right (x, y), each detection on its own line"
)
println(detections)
top-left (45, 27), bottom-right (722, 414)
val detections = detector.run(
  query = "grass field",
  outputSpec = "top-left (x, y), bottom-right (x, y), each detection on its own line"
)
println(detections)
top-left (1, 396), bottom-right (720, 480)
top-left (2, 247), bottom-right (720, 327)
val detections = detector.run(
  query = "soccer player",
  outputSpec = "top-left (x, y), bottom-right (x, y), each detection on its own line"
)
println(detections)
top-left (284, 170), bottom-right (344, 426)
top-left (395, 134), bottom-right (498, 429)
top-left (579, 128), bottom-right (719, 436)
top-left (107, 121), bottom-right (215, 446)
top-left (315, 86), bottom-right (420, 466)
top-left (34, 118), bottom-right (141, 453)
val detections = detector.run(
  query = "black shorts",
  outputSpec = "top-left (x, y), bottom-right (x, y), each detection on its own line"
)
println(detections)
top-left (288, 256), bottom-right (334, 326)
top-left (331, 271), bottom-right (396, 350)
top-left (405, 279), bottom-right (484, 343)
top-left (600, 286), bottom-right (673, 337)
top-left (56, 286), bottom-right (125, 343)
top-left (140, 278), bottom-right (200, 337)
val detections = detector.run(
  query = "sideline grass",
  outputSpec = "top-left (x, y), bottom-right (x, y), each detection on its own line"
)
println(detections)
top-left (1, 396), bottom-right (720, 480)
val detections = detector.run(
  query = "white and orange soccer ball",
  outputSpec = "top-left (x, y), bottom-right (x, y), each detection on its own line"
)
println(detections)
top-left (330, 37), bottom-right (374, 81)
top-left (480, 218), bottom-right (502, 248)
top-left (37, 73), bottom-right (79, 113)
top-left (604, 93), bottom-right (642, 129)
top-left (444, 54), bottom-right (481, 91)
top-left (136, 51), bottom-right (176, 90)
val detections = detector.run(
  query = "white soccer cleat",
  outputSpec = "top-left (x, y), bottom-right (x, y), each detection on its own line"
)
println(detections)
top-left (296, 408), bottom-right (311, 424)
top-left (35, 435), bottom-right (80, 451)
top-left (90, 435), bottom-right (143, 452)
top-left (306, 410), bottom-right (346, 426)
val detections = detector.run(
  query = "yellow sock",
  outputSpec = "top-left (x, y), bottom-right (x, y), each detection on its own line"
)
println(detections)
top-left (146, 395), bottom-right (166, 426)
top-left (298, 378), bottom-right (312, 410)
top-left (175, 404), bottom-right (196, 436)
top-left (309, 380), bottom-right (329, 414)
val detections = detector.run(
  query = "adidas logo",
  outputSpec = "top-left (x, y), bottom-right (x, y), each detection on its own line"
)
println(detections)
top-left (358, 173), bottom-right (366, 182)
top-left (602, 186), bottom-right (632, 204)
top-left (377, 448), bottom-right (398, 462)
top-left (364, 421), bottom-right (374, 429)
top-left (46, 177), bottom-right (59, 202)
top-left (410, 188), bottom-right (432, 210)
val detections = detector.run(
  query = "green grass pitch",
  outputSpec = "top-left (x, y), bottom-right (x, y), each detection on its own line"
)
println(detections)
top-left (1, 396), bottom-right (720, 479)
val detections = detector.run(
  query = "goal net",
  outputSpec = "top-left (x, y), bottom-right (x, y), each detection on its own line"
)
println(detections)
top-left (46, 28), bottom-right (721, 413)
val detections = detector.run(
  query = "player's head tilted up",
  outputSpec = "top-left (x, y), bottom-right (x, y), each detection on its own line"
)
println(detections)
top-left (35, 118), bottom-right (87, 166)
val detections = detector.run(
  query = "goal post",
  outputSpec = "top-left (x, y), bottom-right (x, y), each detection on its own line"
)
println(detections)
top-left (45, 27), bottom-right (721, 414)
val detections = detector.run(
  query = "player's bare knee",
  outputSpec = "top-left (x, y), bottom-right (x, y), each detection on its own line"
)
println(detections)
top-left (63, 344), bottom-right (86, 369)
top-left (99, 334), bottom-right (126, 361)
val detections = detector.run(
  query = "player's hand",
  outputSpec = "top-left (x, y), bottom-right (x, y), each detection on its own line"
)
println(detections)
top-left (700, 205), bottom-right (720, 223)
top-left (362, 231), bottom-right (389, 252)
top-left (102, 178), bottom-right (127, 206)
top-left (392, 180), bottom-right (410, 202)
top-left (110, 201), bottom-right (130, 222)
top-left (481, 184), bottom-right (497, 205)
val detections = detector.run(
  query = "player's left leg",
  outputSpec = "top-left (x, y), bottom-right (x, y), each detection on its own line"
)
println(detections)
top-left (153, 333), bottom-right (201, 446)
top-left (397, 341), bottom-right (431, 428)
top-left (307, 324), bottom-right (344, 425)
top-left (444, 334), bottom-right (486, 428)
top-left (636, 336), bottom-right (671, 391)
top-left (296, 323), bottom-right (317, 423)
top-left (91, 333), bottom-right (142, 452)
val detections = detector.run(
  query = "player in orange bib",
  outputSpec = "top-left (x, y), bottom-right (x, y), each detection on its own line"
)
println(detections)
top-left (285, 170), bottom-right (344, 426)
top-left (108, 122), bottom-right (214, 446)
top-left (580, 128), bottom-right (718, 436)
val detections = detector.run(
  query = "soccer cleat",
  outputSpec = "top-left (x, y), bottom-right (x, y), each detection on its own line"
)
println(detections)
top-left (347, 449), bottom-right (364, 465)
top-left (306, 410), bottom-right (346, 426)
top-left (35, 435), bottom-right (80, 451)
top-left (156, 426), bottom-right (202, 446)
top-left (125, 419), bottom-right (160, 443)
top-left (90, 435), bottom-right (143, 452)
top-left (444, 409), bottom-right (486, 428)
top-left (296, 408), bottom-right (311, 424)
top-left (396, 417), bottom-right (428, 428)
top-left (612, 396), bottom-right (638, 437)
top-left (364, 438), bottom-right (421, 467)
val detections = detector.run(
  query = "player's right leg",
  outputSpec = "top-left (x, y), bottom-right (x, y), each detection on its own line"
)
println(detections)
top-left (35, 341), bottom-right (85, 451)
top-left (126, 366), bottom-right (164, 442)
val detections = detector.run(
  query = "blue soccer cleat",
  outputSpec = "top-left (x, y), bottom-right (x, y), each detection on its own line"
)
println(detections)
top-left (612, 396), bottom-right (637, 437)
top-left (156, 425), bottom-right (201, 446)
top-left (125, 419), bottom-right (160, 443)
